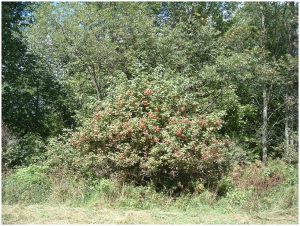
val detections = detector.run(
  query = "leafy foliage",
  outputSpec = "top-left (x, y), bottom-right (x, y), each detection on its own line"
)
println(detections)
top-left (2, 2), bottom-right (76, 138)
top-left (2, 165), bottom-right (51, 204)
top-left (47, 69), bottom-right (232, 193)
top-left (2, 133), bottom-right (46, 170)
top-left (1, 2), bottom-right (298, 214)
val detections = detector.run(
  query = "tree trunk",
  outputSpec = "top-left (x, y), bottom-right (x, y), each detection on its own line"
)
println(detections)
top-left (290, 109), bottom-right (294, 147)
top-left (87, 65), bottom-right (102, 101)
top-left (284, 94), bottom-right (290, 153)
top-left (91, 73), bottom-right (102, 100)
top-left (262, 84), bottom-right (269, 166)
top-left (35, 80), bottom-right (40, 117)
top-left (284, 2), bottom-right (295, 155)
top-left (260, 5), bottom-right (268, 166)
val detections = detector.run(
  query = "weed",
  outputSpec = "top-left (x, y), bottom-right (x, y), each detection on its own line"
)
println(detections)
top-left (2, 165), bottom-right (51, 204)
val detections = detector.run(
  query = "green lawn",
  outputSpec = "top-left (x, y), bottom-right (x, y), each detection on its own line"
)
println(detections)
top-left (2, 204), bottom-right (298, 224)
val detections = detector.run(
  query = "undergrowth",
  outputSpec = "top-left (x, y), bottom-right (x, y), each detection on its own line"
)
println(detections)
top-left (2, 160), bottom-right (298, 214)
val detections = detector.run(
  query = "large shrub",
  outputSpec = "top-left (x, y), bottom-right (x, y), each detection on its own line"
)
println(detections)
top-left (49, 69), bottom-right (232, 193)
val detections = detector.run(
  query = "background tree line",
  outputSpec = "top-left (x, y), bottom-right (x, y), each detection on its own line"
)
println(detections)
top-left (2, 2), bottom-right (298, 174)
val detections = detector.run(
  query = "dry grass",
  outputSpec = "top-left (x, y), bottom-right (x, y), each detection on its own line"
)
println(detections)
top-left (2, 204), bottom-right (298, 224)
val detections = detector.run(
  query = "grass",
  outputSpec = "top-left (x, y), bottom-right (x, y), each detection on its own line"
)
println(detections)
top-left (2, 204), bottom-right (298, 224)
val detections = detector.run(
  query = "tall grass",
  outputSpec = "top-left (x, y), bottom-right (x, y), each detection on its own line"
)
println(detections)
top-left (2, 160), bottom-right (298, 214)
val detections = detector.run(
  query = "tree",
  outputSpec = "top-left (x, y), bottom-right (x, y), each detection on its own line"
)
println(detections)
top-left (220, 2), bottom-right (298, 164)
top-left (26, 3), bottom-right (158, 100)
top-left (2, 2), bottom-right (77, 169)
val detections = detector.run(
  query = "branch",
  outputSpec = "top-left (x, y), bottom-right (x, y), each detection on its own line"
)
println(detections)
top-left (199, 87), bottom-right (224, 114)
top-left (56, 21), bottom-right (102, 100)
top-left (267, 117), bottom-right (285, 137)
top-left (267, 102), bottom-right (285, 121)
